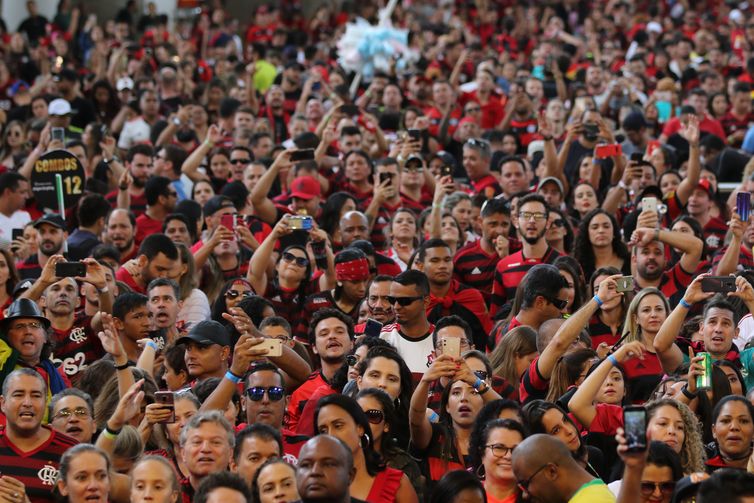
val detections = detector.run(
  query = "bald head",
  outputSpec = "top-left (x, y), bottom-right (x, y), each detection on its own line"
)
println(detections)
top-left (512, 434), bottom-right (585, 503)
top-left (339, 211), bottom-right (369, 246)
top-left (296, 435), bottom-right (355, 503)
top-left (537, 318), bottom-right (566, 352)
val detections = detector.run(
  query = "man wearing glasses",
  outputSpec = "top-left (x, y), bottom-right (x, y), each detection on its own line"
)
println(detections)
top-left (135, 176), bottom-right (178, 243)
top-left (49, 388), bottom-right (96, 443)
top-left (491, 193), bottom-right (561, 318)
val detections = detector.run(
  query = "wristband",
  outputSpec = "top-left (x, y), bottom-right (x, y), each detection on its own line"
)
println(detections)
top-left (542, 135), bottom-right (553, 141)
top-left (145, 340), bottom-right (158, 351)
top-left (607, 354), bottom-right (619, 367)
top-left (681, 384), bottom-right (698, 400)
top-left (114, 361), bottom-right (132, 371)
top-left (472, 377), bottom-right (482, 390)
top-left (224, 370), bottom-right (243, 384)
top-left (679, 298), bottom-right (692, 309)
top-left (428, 410), bottom-right (439, 423)
top-left (655, 229), bottom-right (661, 241)
top-left (593, 294), bottom-right (604, 307)
top-left (118, 185), bottom-right (128, 191)
top-left (104, 425), bottom-right (121, 438)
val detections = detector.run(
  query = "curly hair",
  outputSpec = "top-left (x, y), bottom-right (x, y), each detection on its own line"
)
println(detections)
top-left (573, 208), bottom-right (630, 281)
top-left (646, 398), bottom-right (706, 474)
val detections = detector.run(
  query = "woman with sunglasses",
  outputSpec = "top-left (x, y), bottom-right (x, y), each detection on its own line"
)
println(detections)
top-left (545, 207), bottom-right (574, 256)
top-left (609, 439), bottom-right (683, 503)
top-left (248, 215), bottom-right (323, 331)
top-left (314, 394), bottom-right (419, 503)
top-left (573, 209), bottom-right (631, 282)
top-left (211, 278), bottom-right (254, 322)
top-left (468, 419), bottom-right (526, 503)
top-left (357, 387), bottom-right (426, 502)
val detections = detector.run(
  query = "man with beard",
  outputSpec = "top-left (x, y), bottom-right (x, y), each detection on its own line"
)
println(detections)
top-left (147, 278), bottom-right (183, 346)
top-left (17, 213), bottom-right (68, 280)
top-left (630, 224), bottom-right (703, 304)
top-left (104, 209), bottom-right (138, 263)
top-left (287, 309), bottom-right (353, 432)
top-left (106, 144), bottom-right (154, 217)
top-left (491, 194), bottom-right (561, 317)
top-left (115, 233), bottom-right (178, 294)
top-left (295, 435), bottom-right (356, 503)
top-left (21, 256), bottom-right (112, 383)
top-left (462, 138), bottom-right (502, 198)
top-left (415, 239), bottom-right (491, 350)
top-left (354, 275), bottom-right (396, 336)
top-left (453, 198), bottom-right (510, 304)
top-left (135, 176), bottom-right (179, 243)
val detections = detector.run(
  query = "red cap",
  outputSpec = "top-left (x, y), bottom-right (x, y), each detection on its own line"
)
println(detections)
top-left (459, 116), bottom-right (476, 126)
top-left (290, 176), bottom-right (321, 200)
top-left (697, 178), bottom-right (714, 196)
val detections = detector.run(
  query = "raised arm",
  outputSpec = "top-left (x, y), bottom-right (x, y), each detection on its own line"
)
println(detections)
top-left (429, 176), bottom-right (453, 239)
top-left (409, 354), bottom-right (457, 450)
top-left (715, 211), bottom-right (745, 275)
top-left (539, 113), bottom-right (569, 193)
top-left (675, 116), bottom-right (701, 206)
top-left (182, 125), bottom-right (224, 183)
top-left (97, 313), bottom-right (136, 398)
top-left (569, 341), bottom-right (646, 427)
top-left (250, 149), bottom-right (295, 225)
top-left (247, 216), bottom-right (292, 294)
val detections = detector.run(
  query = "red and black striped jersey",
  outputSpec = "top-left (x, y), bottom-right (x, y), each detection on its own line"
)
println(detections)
top-left (621, 352), bottom-right (664, 404)
top-left (17, 254), bottom-right (42, 281)
top-left (0, 426), bottom-right (78, 503)
top-left (50, 312), bottom-right (105, 384)
top-left (588, 314), bottom-right (621, 349)
top-left (635, 261), bottom-right (694, 309)
top-left (712, 244), bottom-right (754, 273)
top-left (293, 290), bottom-right (360, 345)
top-left (105, 189), bottom-right (147, 217)
top-left (508, 116), bottom-right (539, 149)
top-left (490, 246), bottom-right (562, 317)
top-left (702, 216), bottom-right (729, 254)
top-left (259, 279), bottom-right (320, 333)
top-left (453, 239), bottom-right (499, 304)
top-left (519, 356), bottom-right (550, 405)
top-left (362, 198), bottom-right (403, 251)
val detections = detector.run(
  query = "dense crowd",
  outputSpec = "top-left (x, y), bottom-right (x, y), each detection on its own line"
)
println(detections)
top-left (8, 0), bottom-right (754, 502)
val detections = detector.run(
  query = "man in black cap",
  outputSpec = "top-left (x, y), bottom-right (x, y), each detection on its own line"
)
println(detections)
top-left (176, 320), bottom-right (232, 383)
top-left (54, 68), bottom-right (97, 132)
top-left (17, 214), bottom-right (68, 281)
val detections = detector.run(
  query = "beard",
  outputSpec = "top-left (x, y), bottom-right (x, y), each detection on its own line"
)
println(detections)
top-left (521, 227), bottom-right (547, 245)
top-left (40, 240), bottom-right (63, 256)
top-left (638, 261), bottom-right (663, 281)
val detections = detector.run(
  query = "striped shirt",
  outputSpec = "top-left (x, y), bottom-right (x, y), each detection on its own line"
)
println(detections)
top-left (50, 312), bottom-right (105, 384)
top-left (453, 239), bottom-right (499, 304)
top-left (293, 290), bottom-right (360, 345)
top-left (490, 246), bottom-right (561, 317)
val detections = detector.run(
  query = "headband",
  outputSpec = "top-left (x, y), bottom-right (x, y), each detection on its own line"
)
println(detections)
top-left (335, 257), bottom-right (370, 282)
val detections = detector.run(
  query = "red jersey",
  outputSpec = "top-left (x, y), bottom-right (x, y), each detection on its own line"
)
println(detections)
top-left (453, 239), bottom-right (499, 303)
top-left (135, 213), bottom-right (164, 244)
top-left (286, 370), bottom-right (327, 433)
top-left (426, 280), bottom-right (492, 350)
top-left (490, 246), bottom-right (562, 316)
top-left (105, 189), bottom-right (147, 217)
top-left (50, 312), bottom-right (104, 384)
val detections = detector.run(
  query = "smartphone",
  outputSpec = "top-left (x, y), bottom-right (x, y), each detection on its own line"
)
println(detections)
top-left (701, 276), bottom-right (737, 293)
top-left (442, 337), bottom-right (461, 359)
top-left (364, 319), bottom-right (383, 338)
top-left (630, 152), bottom-right (643, 163)
top-left (220, 214), bottom-right (236, 231)
top-left (594, 143), bottom-right (622, 159)
top-left (290, 149), bottom-right (315, 162)
top-left (154, 391), bottom-right (175, 423)
top-left (737, 192), bottom-right (751, 221)
top-left (379, 172), bottom-right (394, 184)
top-left (623, 405), bottom-right (648, 452)
top-left (52, 127), bottom-right (65, 142)
top-left (11, 228), bottom-right (23, 241)
top-left (582, 123), bottom-right (600, 140)
top-left (340, 104), bottom-right (359, 116)
top-left (407, 128), bottom-right (421, 141)
top-left (288, 215), bottom-right (313, 230)
top-left (260, 338), bottom-right (283, 357)
top-left (641, 197), bottom-right (658, 213)
top-left (55, 262), bottom-right (86, 278)
top-left (441, 165), bottom-right (453, 178)
top-left (615, 276), bottom-right (634, 293)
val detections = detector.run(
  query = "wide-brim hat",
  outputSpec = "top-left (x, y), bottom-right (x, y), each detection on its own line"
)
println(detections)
top-left (0, 298), bottom-right (50, 331)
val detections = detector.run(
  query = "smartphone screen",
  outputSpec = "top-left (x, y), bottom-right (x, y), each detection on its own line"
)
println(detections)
top-left (623, 406), bottom-right (647, 452)
top-left (154, 391), bottom-right (175, 423)
top-left (737, 192), bottom-right (751, 221)
top-left (364, 319), bottom-right (383, 338)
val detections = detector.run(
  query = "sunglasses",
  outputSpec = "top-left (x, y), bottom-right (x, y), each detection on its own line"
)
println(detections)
top-left (225, 290), bottom-right (252, 299)
top-left (465, 138), bottom-right (490, 152)
top-left (246, 386), bottom-right (285, 402)
top-left (552, 219), bottom-right (565, 227)
top-left (364, 409), bottom-right (384, 424)
top-left (386, 295), bottom-right (424, 306)
top-left (640, 482), bottom-right (675, 496)
top-left (282, 252), bottom-right (309, 267)
top-left (473, 370), bottom-right (488, 381)
top-left (346, 354), bottom-right (360, 367)
top-left (465, 106), bottom-right (481, 113)
top-left (545, 296), bottom-right (569, 310)
top-left (230, 158), bottom-right (251, 165)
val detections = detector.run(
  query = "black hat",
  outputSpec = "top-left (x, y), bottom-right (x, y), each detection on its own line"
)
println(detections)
top-left (175, 320), bottom-right (230, 347)
top-left (622, 111), bottom-right (647, 131)
top-left (1, 298), bottom-right (51, 330)
top-left (203, 195), bottom-right (234, 217)
top-left (12, 280), bottom-right (34, 298)
top-left (34, 213), bottom-right (66, 230)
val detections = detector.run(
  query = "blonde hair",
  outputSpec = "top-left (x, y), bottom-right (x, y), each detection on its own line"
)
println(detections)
top-left (621, 287), bottom-right (670, 343)
top-left (646, 398), bottom-right (706, 474)
top-left (489, 326), bottom-right (538, 385)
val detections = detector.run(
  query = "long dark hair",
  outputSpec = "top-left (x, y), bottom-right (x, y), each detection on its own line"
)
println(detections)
top-left (429, 470), bottom-right (486, 503)
top-left (275, 244), bottom-right (312, 310)
top-left (469, 415), bottom-right (526, 477)
top-left (553, 255), bottom-right (586, 313)
top-left (320, 191), bottom-right (358, 236)
top-left (355, 387), bottom-right (402, 455)
top-left (521, 400), bottom-right (587, 461)
top-left (573, 208), bottom-right (630, 280)
top-left (313, 394), bottom-right (385, 476)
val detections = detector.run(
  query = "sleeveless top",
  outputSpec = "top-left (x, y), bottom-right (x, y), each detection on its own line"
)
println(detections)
top-left (366, 467), bottom-right (403, 503)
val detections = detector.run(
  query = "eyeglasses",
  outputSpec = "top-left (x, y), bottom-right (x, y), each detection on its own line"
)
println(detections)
top-left (246, 386), bottom-right (285, 402)
top-left (640, 482), bottom-right (675, 496)
top-left (403, 165), bottom-right (424, 173)
top-left (552, 219), bottom-right (565, 227)
top-left (465, 106), bottom-right (481, 113)
top-left (53, 407), bottom-right (91, 420)
top-left (346, 354), bottom-right (360, 367)
top-left (230, 158), bottom-right (251, 165)
top-left (465, 138), bottom-right (490, 152)
top-left (519, 211), bottom-right (547, 221)
top-left (9, 321), bottom-right (43, 331)
top-left (282, 252), bottom-right (309, 267)
top-left (545, 296), bottom-right (569, 310)
top-left (474, 370), bottom-right (488, 381)
top-left (364, 409), bottom-right (384, 424)
top-left (225, 290), bottom-right (252, 300)
top-left (517, 463), bottom-right (551, 494)
top-left (486, 443), bottom-right (517, 458)
top-left (386, 295), bottom-right (424, 307)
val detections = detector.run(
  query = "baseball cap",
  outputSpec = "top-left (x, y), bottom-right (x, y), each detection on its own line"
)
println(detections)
top-left (116, 77), bottom-right (134, 92)
top-left (203, 195), bottom-right (235, 217)
top-left (537, 176), bottom-right (565, 195)
top-left (622, 111), bottom-right (648, 131)
top-left (8, 81), bottom-right (29, 97)
top-left (405, 154), bottom-right (424, 167)
top-left (289, 176), bottom-right (321, 200)
top-left (48, 98), bottom-right (72, 116)
top-left (34, 213), bottom-right (66, 230)
top-left (175, 320), bottom-right (230, 347)
top-left (697, 178), bottom-right (714, 196)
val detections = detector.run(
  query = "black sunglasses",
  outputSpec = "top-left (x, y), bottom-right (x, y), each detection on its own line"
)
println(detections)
top-left (246, 386), bottom-right (285, 402)
top-left (640, 482), bottom-right (675, 496)
top-left (386, 295), bottom-right (423, 307)
top-left (364, 409), bottom-right (384, 424)
top-left (282, 251), bottom-right (309, 267)
top-left (545, 296), bottom-right (568, 310)
top-left (230, 158), bottom-right (251, 165)
top-left (346, 354), bottom-right (360, 367)
top-left (225, 290), bottom-right (252, 299)
top-left (552, 219), bottom-right (565, 227)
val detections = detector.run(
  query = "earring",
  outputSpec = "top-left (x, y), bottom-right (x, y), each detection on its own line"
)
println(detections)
top-left (361, 432), bottom-right (371, 449)
top-left (476, 464), bottom-right (485, 479)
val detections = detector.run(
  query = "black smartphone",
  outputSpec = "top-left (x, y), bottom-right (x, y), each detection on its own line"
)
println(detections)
top-left (379, 172), bottom-right (394, 184)
top-left (340, 104), bottom-right (359, 116)
top-left (623, 405), bottom-right (648, 452)
top-left (630, 152), bottom-right (643, 162)
top-left (154, 391), bottom-right (175, 423)
top-left (51, 127), bottom-right (65, 142)
top-left (11, 228), bottom-right (23, 241)
top-left (407, 128), bottom-right (421, 140)
top-left (290, 149), bottom-right (315, 162)
top-left (55, 262), bottom-right (86, 278)
top-left (441, 165), bottom-right (453, 178)
top-left (701, 276), bottom-right (737, 293)
top-left (364, 319), bottom-right (383, 338)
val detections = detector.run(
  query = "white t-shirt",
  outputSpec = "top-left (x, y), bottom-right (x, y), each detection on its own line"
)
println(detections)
top-left (736, 313), bottom-right (754, 350)
top-left (0, 210), bottom-right (31, 249)
top-left (118, 117), bottom-right (151, 149)
top-left (379, 322), bottom-right (435, 375)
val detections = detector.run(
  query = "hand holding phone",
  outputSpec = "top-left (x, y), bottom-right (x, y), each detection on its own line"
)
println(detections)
top-left (701, 276), bottom-right (736, 293)
top-left (737, 192), bottom-right (751, 222)
top-left (623, 405), bottom-right (648, 452)
top-left (55, 262), bottom-right (86, 278)
top-left (154, 391), bottom-right (176, 423)
top-left (364, 319), bottom-right (383, 338)
top-left (441, 337), bottom-right (461, 359)
top-left (615, 276), bottom-right (634, 293)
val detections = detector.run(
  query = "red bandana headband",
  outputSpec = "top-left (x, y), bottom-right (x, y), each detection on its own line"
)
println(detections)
top-left (335, 258), bottom-right (370, 282)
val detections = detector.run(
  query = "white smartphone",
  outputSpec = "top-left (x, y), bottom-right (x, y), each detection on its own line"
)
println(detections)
top-left (260, 338), bottom-right (283, 357)
top-left (642, 197), bottom-right (658, 213)
top-left (442, 337), bottom-right (461, 359)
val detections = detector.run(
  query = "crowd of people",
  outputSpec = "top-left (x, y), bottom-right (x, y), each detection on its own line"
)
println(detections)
top-left (7, 0), bottom-right (754, 502)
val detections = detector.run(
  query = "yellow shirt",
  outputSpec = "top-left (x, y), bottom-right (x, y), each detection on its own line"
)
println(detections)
top-left (568, 479), bottom-right (616, 503)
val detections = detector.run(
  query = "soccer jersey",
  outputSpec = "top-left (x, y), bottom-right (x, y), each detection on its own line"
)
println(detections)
top-left (379, 323), bottom-right (435, 380)
top-left (453, 239), bottom-right (499, 304)
top-left (490, 246), bottom-right (561, 316)
top-left (50, 312), bottom-right (104, 384)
